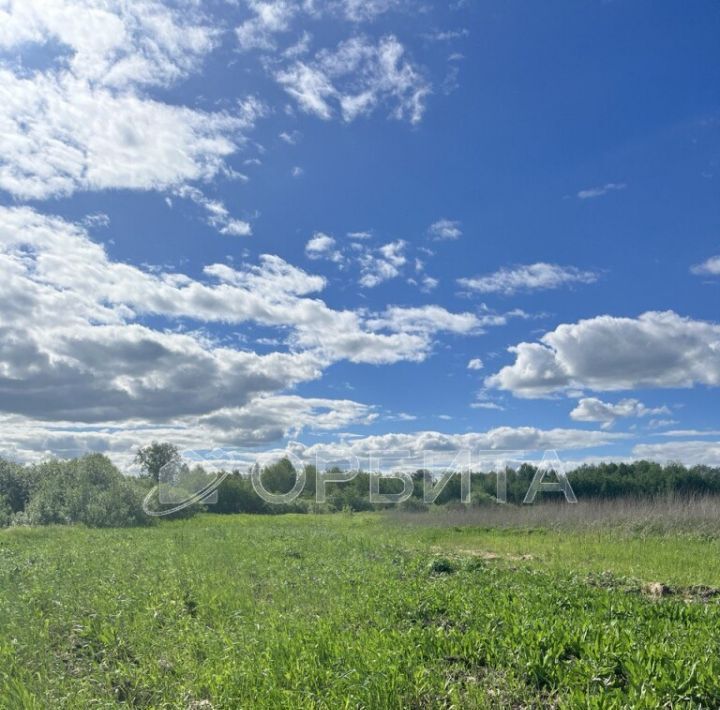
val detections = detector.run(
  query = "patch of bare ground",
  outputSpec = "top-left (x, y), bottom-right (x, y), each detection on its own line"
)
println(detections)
top-left (587, 571), bottom-right (720, 602)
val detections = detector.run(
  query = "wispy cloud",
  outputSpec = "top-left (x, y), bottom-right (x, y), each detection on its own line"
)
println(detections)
top-left (276, 35), bottom-right (430, 124)
top-left (577, 182), bottom-right (626, 199)
top-left (175, 186), bottom-right (252, 237)
top-left (458, 263), bottom-right (597, 295)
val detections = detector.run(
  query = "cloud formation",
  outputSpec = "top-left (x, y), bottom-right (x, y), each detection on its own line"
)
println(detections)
top-left (0, 0), bottom-right (253, 200)
top-left (276, 35), bottom-right (430, 124)
top-left (428, 218), bottom-right (462, 241)
top-left (487, 311), bottom-right (720, 397)
top-left (458, 263), bottom-right (598, 296)
top-left (570, 397), bottom-right (671, 428)
top-left (632, 440), bottom-right (720, 466)
top-left (691, 255), bottom-right (720, 276)
top-left (0, 206), bottom-right (486, 426)
top-left (577, 182), bottom-right (626, 199)
top-left (289, 426), bottom-right (628, 469)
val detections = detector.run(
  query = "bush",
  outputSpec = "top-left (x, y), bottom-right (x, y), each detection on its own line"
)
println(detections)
top-left (0, 495), bottom-right (11, 527)
top-left (398, 498), bottom-right (429, 513)
top-left (25, 455), bottom-right (149, 528)
top-left (0, 459), bottom-right (36, 513)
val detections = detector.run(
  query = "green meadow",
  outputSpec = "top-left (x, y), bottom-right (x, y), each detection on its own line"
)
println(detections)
top-left (2, 513), bottom-right (720, 708)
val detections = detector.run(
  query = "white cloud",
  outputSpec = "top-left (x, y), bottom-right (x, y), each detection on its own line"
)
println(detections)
top-left (4, 420), bottom-right (630, 470)
top-left (570, 397), bottom-right (671, 429)
top-left (691, 255), bottom-right (720, 276)
top-left (0, 207), bottom-right (490, 426)
top-left (366, 305), bottom-right (480, 335)
top-left (459, 263), bottom-right (598, 296)
top-left (470, 402), bottom-right (503, 411)
top-left (175, 186), bottom-right (252, 236)
top-left (276, 35), bottom-right (430, 124)
top-left (467, 358), bottom-right (484, 370)
top-left (81, 213), bottom-right (111, 229)
top-left (428, 218), bottom-right (462, 241)
top-left (0, 393), bottom-right (378, 465)
top-left (306, 232), bottom-right (444, 292)
top-left (235, 0), bottom-right (406, 55)
top-left (632, 440), bottom-right (720, 466)
top-left (359, 239), bottom-right (407, 287)
top-left (646, 419), bottom-right (679, 430)
top-left (487, 311), bottom-right (720, 398)
top-left (420, 275), bottom-right (439, 292)
top-left (0, 0), bottom-right (252, 200)
top-left (577, 182), bottom-right (626, 199)
top-left (306, 232), bottom-right (336, 256)
top-left (289, 427), bottom-right (628, 469)
top-left (422, 29), bottom-right (469, 42)
top-left (197, 395), bottom-right (378, 442)
top-left (330, 0), bottom-right (405, 22)
top-left (279, 130), bottom-right (300, 144)
top-left (236, 0), bottom-right (297, 52)
top-left (0, 0), bottom-right (217, 88)
top-left (305, 231), bottom-right (343, 263)
top-left (0, 71), bottom-right (245, 200)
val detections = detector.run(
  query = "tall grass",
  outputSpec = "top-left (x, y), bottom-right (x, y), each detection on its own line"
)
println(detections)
top-left (390, 494), bottom-right (720, 537)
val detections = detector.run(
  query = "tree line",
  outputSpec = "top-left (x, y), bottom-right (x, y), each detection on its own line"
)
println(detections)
top-left (1, 442), bottom-right (720, 528)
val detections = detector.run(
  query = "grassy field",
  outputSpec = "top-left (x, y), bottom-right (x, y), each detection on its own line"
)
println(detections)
top-left (2, 512), bottom-right (720, 708)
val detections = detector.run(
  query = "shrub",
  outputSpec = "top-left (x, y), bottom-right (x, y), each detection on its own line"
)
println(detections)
top-left (0, 495), bottom-right (11, 527)
top-left (25, 455), bottom-right (149, 527)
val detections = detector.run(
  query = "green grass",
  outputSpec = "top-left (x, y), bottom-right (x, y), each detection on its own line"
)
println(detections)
top-left (411, 525), bottom-right (720, 588)
top-left (2, 514), bottom-right (720, 708)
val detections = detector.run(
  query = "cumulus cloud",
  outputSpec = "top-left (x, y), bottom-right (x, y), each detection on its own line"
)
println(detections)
top-left (305, 231), bottom-right (343, 262)
top-left (199, 395), bottom-right (377, 441)
top-left (359, 239), bottom-right (407, 287)
top-left (305, 233), bottom-right (442, 292)
top-left (0, 394), bottom-right (378, 465)
top-left (289, 426), bottom-right (628, 469)
top-left (458, 263), bottom-right (598, 296)
top-left (0, 0), bottom-right (251, 200)
top-left (632, 441), bottom-right (720, 466)
top-left (306, 232), bottom-right (336, 256)
top-left (0, 206), bottom-right (489, 424)
top-left (276, 35), bottom-right (430, 124)
top-left (691, 255), bottom-right (720, 276)
top-left (467, 358), bottom-right (484, 370)
top-left (487, 311), bottom-right (720, 398)
top-left (428, 218), bottom-right (462, 241)
top-left (570, 397), bottom-right (671, 429)
top-left (366, 305), bottom-right (480, 335)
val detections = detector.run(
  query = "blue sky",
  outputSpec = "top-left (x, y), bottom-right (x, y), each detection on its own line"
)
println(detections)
top-left (0, 0), bottom-right (719, 468)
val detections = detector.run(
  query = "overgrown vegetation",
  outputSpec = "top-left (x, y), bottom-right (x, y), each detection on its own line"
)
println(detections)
top-left (0, 455), bottom-right (149, 528)
top-left (2, 514), bottom-right (720, 707)
top-left (4, 447), bottom-right (720, 528)
top-left (4, 450), bottom-right (720, 704)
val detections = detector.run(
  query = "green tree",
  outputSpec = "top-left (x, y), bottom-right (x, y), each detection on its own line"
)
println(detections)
top-left (134, 442), bottom-right (181, 483)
